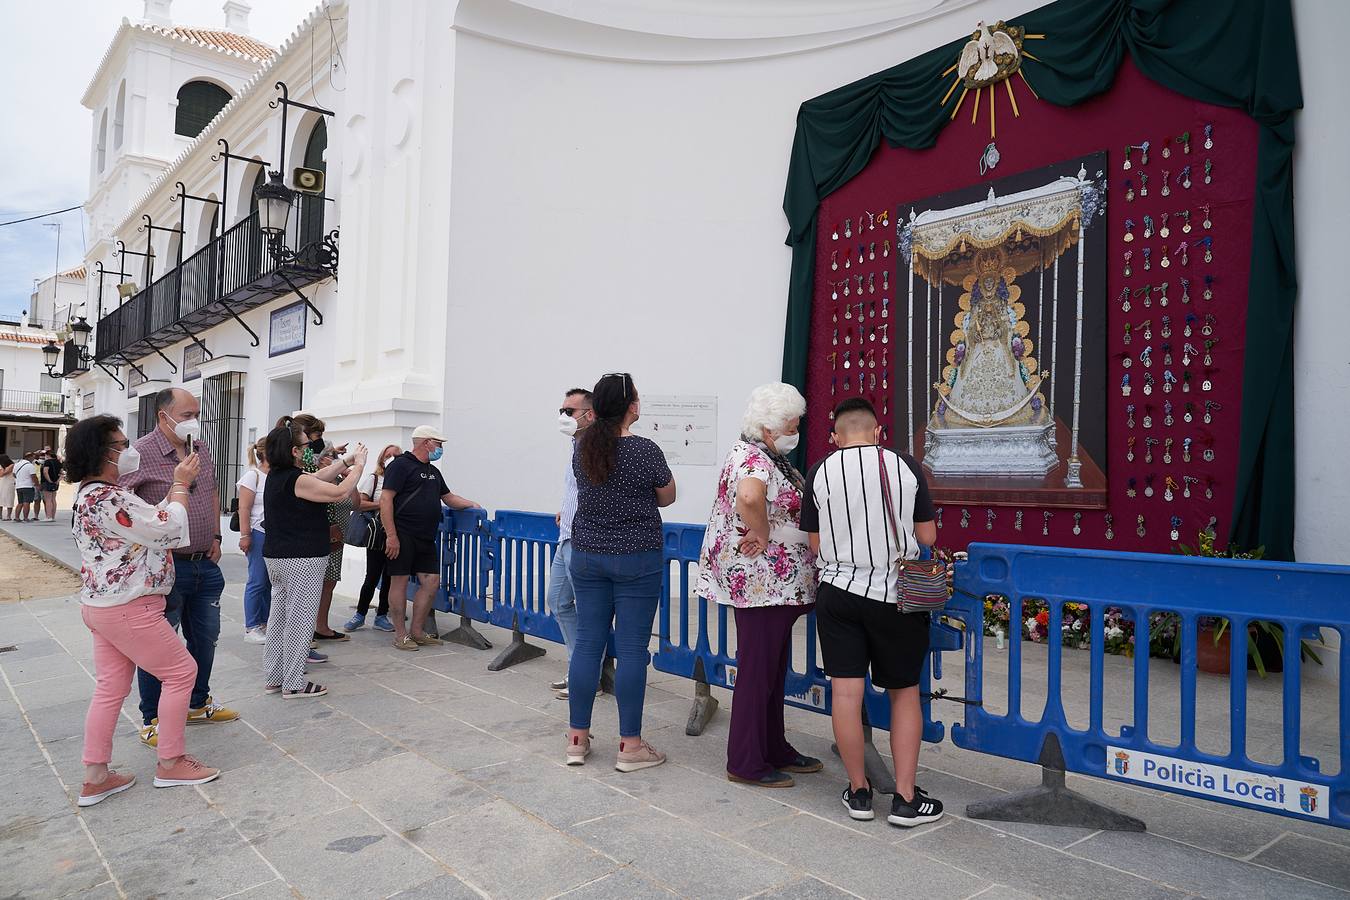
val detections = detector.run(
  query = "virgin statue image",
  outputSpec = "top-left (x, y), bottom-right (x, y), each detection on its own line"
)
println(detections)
top-left (937, 247), bottom-right (1045, 428)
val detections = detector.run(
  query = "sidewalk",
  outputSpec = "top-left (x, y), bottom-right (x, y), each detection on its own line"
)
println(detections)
top-left (2, 522), bottom-right (1348, 899)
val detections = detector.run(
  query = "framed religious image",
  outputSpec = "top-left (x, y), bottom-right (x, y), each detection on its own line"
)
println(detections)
top-left (896, 152), bottom-right (1108, 508)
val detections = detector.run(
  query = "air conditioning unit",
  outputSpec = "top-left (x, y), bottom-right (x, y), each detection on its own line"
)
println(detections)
top-left (117, 282), bottom-right (137, 299)
top-left (293, 166), bottom-right (325, 194)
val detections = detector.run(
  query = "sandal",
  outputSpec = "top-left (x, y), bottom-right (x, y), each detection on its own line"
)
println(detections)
top-left (282, 682), bottom-right (328, 699)
top-left (263, 684), bottom-right (282, 694)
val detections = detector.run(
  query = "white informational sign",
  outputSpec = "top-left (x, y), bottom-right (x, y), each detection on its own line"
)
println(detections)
top-left (1105, 745), bottom-right (1329, 820)
top-left (630, 394), bottom-right (718, 466)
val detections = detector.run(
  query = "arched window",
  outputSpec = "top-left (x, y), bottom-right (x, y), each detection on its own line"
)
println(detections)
top-left (96, 110), bottom-right (108, 172)
top-left (303, 118), bottom-right (327, 173)
top-left (298, 119), bottom-right (328, 247)
top-left (113, 81), bottom-right (126, 148)
top-left (175, 81), bottom-right (231, 138)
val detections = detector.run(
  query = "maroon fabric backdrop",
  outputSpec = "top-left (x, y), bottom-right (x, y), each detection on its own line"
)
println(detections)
top-left (807, 58), bottom-right (1257, 553)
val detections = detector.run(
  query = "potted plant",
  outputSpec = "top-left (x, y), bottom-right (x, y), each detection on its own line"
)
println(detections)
top-left (1177, 532), bottom-right (1324, 677)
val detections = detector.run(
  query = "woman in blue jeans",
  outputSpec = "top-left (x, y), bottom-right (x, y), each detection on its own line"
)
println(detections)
top-left (566, 372), bottom-right (676, 771)
top-left (236, 437), bottom-right (271, 643)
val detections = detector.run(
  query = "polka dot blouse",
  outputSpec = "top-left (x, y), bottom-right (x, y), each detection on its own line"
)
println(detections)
top-left (571, 436), bottom-right (673, 554)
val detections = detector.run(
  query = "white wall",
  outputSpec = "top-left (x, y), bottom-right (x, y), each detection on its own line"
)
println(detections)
top-left (440, 0), bottom-right (1044, 526)
top-left (1291, 0), bottom-right (1350, 565)
top-left (439, 0), bottom-right (1349, 566)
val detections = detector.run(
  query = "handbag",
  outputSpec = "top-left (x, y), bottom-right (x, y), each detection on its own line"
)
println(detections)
top-left (877, 447), bottom-right (949, 613)
top-left (227, 498), bottom-right (241, 533)
top-left (344, 510), bottom-right (378, 548)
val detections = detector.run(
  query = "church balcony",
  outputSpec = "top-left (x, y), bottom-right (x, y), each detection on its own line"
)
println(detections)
top-left (93, 195), bottom-right (336, 364)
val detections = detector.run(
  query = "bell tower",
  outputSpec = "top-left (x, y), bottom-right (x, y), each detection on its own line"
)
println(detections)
top-left (81, 0), bottom-right (272, 288)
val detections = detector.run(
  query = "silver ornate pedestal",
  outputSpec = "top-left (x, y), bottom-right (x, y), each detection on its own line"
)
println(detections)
top-left (924, 421), bottom-right (1058, 477)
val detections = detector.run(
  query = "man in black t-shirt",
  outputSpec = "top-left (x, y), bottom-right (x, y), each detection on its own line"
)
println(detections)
top-left (379, 425), bottom-right (482, 651)
top-left (39, 451), bottom-right (62, 522)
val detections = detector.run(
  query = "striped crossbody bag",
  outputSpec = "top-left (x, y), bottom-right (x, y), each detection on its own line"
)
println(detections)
top-left (876, 447), bottom-right (948, 613)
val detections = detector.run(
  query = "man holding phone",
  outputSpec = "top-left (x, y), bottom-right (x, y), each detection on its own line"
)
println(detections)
top-left (122, 388), bottom-right (239, 749)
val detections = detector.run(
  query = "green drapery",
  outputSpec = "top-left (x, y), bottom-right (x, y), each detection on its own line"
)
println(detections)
top-left (780, 0), bottom-right (1302, 559)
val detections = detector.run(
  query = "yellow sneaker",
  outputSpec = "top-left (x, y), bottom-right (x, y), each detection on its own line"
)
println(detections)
top-left (186, 696), bottom-right (240, 725)
top-left (139, 719), bottom-right (159, 749)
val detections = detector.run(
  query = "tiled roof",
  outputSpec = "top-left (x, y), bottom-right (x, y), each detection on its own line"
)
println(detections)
top-left (168, 26), bottom-right (276, 62)
top-left (60, 265), bottom-right (87, 280)
top-left (0, 331), bottom-right (54, 345)
top-left (82, 17), bottom-right (277, 106)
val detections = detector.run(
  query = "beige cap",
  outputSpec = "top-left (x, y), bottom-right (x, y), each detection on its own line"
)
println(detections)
top-left (411, 424), bottom-right (446, 442)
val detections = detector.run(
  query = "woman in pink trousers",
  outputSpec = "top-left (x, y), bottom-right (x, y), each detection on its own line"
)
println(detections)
top-left (66, 414), bottom-right (219, 807)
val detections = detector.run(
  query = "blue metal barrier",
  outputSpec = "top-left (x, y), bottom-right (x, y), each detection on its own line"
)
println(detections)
top-left (436, 508), bottom-right (494, 649)
top-left (946, 543), bottom-right (1350, 829)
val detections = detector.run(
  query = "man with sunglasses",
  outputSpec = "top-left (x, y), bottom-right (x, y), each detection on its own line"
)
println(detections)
top-left (122, 388), bottom-right (239, 749)
top-left (380, 424), bottom-right (483, 651)
top-left (549, 388), bottom-right (594, 698)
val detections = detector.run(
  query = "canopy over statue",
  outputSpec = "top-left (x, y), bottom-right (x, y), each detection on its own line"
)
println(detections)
top-left (900, 164), bottom-right (1104, 484)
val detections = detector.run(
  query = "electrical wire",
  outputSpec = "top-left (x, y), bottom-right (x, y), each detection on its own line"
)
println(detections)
top-left (0, 205), bottom-right (83, 228)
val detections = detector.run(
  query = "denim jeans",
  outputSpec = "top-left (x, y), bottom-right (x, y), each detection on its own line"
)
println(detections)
top-left (243, 529), bottom-right (272, 629)
top-left (546, 539), bottom-right (577, 661)
top-left (137, 557), bottom-right (224, 724)
top-left (567, 548), bottom-right (662, 737)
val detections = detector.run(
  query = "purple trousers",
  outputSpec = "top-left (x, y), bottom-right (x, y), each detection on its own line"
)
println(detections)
top-left (727, 603), bottom-right (811, 780)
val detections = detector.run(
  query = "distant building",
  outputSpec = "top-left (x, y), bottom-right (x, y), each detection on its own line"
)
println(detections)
top-left (0, 269), bottom-right (80, 457)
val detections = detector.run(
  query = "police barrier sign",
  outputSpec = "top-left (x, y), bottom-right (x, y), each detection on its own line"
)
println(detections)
top-left (1106, 746), bottom-right (1329, 819)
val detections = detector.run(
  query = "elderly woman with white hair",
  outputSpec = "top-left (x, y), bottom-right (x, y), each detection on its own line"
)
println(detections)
top-left (695, 383), bottom-right (821, 788)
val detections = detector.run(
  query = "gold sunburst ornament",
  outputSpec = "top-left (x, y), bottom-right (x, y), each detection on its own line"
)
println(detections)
top-left (940, 21), bottom-right (1045, 139)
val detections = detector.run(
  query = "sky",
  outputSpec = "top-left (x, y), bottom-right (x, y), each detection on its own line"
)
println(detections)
top-left (0, 0), bottom-right (315, 318)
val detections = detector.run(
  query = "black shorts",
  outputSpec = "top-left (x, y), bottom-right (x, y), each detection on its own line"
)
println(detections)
top-left (385, 531), bottom-right (439, 578)
top-left (815, 580), bottom-right (930, 689)
top-left (16, 488), bottom-right (35, 504)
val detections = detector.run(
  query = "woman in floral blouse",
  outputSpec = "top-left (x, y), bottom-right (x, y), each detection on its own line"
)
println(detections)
top-left (695, 383), bottom-right (821, 788)
top-left (67, 415), bottom-right (219, 807)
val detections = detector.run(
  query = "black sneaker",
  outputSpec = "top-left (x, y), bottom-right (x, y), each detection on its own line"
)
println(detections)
top-left (888, 786), bottom-right (943, 827)
top-left (841, 783), bottom-right (874, 821)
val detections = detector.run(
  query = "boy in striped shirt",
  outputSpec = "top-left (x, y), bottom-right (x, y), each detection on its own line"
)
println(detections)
top-left (799, 398), bottom-right (943, 828)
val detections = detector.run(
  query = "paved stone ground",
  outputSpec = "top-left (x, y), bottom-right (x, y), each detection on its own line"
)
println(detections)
top-left (2, 515), bottom-right (1348, 900)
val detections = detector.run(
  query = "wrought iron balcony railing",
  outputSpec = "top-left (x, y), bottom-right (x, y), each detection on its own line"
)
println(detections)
top-left (0, 390), bottom-right (67, 416)
top-left (94, 195), bottom-right (337, 364)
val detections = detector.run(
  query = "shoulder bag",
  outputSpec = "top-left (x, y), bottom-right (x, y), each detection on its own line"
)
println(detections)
top-left (877, 447), bottom-right (949, 613)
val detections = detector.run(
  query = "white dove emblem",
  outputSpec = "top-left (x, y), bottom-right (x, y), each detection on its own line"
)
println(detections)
top-left (959, 21), bottom-right (1020, 85)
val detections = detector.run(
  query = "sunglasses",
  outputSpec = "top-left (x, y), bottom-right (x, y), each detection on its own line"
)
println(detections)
top-left (559, 407), bottom-right (591, 417)
top-left (602, 372), bottom-right (632, 402)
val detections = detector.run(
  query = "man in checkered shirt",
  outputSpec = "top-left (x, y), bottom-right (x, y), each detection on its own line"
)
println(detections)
top-left (121, 389), bottom-right (240, 748)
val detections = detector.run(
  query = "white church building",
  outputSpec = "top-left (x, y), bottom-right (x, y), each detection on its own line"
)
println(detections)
top-left (63, 0), bottom-right (1348, 571)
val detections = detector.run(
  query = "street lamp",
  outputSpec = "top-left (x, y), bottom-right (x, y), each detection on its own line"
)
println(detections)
top-left (71, 316), bottom-right (92, 351)
top-left (254, 170), bottom-right (295, 238)
top-left (42, 339), bottom-right (61, 375)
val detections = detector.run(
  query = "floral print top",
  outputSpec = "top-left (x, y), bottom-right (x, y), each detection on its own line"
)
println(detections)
top-left (73, 482), bottom-right (190, 608)
top-left (695, 441), bottom-right (816, 608)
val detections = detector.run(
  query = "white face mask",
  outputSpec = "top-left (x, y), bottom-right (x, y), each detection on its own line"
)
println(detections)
top-left (112, 445), bottom-right (141, 477)
top-left (383, 456), bottom-right (396, 467)
top-left (772, 432), bottom-right (800, 454)
top-left (558, 413), bottom-right (578, 437)
top-left (165, 413), bottom-right (201, 445)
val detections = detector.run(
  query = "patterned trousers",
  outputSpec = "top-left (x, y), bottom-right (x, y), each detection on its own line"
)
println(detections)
top-left (263, 556), bottom-right (327, 692)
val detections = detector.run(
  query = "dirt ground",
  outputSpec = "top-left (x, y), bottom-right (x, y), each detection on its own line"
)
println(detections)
top-left (0, 532), bottom-right (80, 603)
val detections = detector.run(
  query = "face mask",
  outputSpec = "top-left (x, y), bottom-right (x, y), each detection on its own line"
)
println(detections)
top-left (383, 456), bottom-right (396, 467)
top-left (429, 446), bottom-right (444, 462)
top-left (165, 413), bottom-right (201, 445)
top-left (773, 433), bottom-right (800, 454)
top-left (558, 413), bottom-right (578, 437)
top-left (309, 438), bottom-right (325, 452)
top-left (300, 447), bottom-right (318, 472)
top-left (111, 446), bottom-right (141, 477)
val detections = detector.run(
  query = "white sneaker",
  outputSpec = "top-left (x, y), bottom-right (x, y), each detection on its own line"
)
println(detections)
top-left (243, 626), bottom-right (266, 644)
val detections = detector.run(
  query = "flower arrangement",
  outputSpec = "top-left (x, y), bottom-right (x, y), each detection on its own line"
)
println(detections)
top-left (981, 596), bottom-right (1178, 659)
